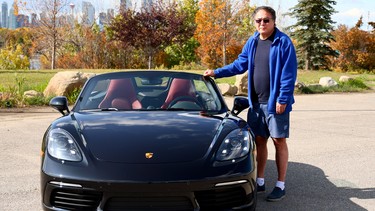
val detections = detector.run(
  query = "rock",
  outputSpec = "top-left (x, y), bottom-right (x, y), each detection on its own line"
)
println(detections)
top-left (319, 77), bottom-right (338, 87)
top-left (307, 83), bottom-right (323, 89)
top-left (235, 72), bottom-right (248, 95)
top-left (217, 83), bottom-right (238, 96)
top-left (43, 71), bottom-right (95, 97)
top-left (23, 90), bottom-right (43, 98)
top-left (295, 80), bottom-right (306, 89)
top-left (339, 76), bottom-right (353, 83)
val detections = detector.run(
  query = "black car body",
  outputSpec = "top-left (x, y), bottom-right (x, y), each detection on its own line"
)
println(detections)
top-left (41, 71), bottom-right (257, 211)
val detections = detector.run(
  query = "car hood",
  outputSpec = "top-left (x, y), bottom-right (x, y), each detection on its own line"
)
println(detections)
top-left (72, 111), bottom-right (226, 164)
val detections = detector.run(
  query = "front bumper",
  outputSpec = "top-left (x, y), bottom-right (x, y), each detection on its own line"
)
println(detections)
top-left (41, 173), bottom-right (256, 211)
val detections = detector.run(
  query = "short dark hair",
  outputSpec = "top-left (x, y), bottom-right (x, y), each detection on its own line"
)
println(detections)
top-left (252, 6), bottom-right (276, 21)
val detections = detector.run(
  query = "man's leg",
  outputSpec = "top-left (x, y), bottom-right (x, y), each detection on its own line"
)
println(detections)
top-left (272, 137), bottom-right (288, 182)
top-left (266, 137), bottom-right (288, 201)
top-left (255, 136), bottom-right (268, 192)
top-left (255, 136), bottom-right (268, 179)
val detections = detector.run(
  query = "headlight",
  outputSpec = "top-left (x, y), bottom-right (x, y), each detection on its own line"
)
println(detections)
top-left (216, 129), bottom-right (250, 161)
top-left (47, 128), bottom-right (82, 162)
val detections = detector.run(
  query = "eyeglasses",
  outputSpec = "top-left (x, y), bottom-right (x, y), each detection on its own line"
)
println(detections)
top-left (255, 18), bottom-right (271, 24)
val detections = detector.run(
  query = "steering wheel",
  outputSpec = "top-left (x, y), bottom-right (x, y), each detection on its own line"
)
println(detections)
top-left (167, 96), bottom-right (203, 109)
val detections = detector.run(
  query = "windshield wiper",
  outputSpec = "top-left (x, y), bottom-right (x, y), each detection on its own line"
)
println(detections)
top-left (101, 108), bottom-right (119, 111)
top-left (79, 108), bottom-right (119, 112)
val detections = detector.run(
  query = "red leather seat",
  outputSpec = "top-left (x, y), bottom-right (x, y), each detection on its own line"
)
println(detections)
top-left (161, 78), bottom-right (196, 109)
top-left (99, 78), bottom-right (142, 109)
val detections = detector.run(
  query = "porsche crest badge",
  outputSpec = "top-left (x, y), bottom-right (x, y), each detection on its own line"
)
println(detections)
top-left (145, 152), bottom-right (154, 159)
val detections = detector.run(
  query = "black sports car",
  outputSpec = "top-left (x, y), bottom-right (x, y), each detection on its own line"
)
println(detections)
top-left (41, 71), bottom-right (257, 211)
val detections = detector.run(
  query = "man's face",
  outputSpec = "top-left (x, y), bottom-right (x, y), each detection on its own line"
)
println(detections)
top-left (254, 9), bottom-right (275, 39)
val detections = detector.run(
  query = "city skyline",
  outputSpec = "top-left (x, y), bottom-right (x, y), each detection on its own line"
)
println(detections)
top-left (0, 0), bottom-right (121, 29)
top-left (0, 0), bottom-right (374, 30)
top-left (0, 0), bottom-right (167, 29)
top-left (0, 0), bottom-right (120, 14)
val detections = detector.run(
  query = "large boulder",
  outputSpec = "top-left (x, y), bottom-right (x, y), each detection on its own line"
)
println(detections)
top-left (23, 90), bottom-right (43, 98)
top-left (217, 83), bottom-right (238, 96)
top-left (319, 77), bottom-right (338, 88)
top-left (295, 80), bottom-right (306, 89)
top-left (235, 72), bottom-right (248, 95)
top-left (339, 76), bottom-right (353, 83)
top-left (43, 71), bottom-right (95, 97)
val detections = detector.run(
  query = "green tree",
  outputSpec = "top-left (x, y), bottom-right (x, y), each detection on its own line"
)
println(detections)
top-left (0, 45), bottom-right (30, 70)
top-left (0, 28), bottom-right (33, 70)
top-left (164, 0), bottom-right (200, 68)
top-left (287, 0), bottom-right (338, 70)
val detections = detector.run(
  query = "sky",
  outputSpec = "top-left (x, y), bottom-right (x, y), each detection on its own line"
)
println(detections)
top-left (2, 0), bottom-right (374, 31)
top-left (251, 0), bottom-right (374, 31)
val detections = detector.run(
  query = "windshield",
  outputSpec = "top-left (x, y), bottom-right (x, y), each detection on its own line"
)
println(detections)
top-left (74, 71), bottom-right (225, 112)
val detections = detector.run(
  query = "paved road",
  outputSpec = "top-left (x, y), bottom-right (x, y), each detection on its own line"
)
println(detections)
top-left (1, 93), bottom-right (375, 211)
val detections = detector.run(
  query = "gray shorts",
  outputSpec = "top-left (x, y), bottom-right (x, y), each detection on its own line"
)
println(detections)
top-left (247, 103), bottom-right (290, 139)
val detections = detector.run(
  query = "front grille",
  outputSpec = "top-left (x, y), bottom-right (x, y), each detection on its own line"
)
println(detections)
top-left (195, 187), bottom-right (248, 209)
top-left (104, 196), bottom-right (194, 211)
top-left (50, 188), bottom-right (102, 211)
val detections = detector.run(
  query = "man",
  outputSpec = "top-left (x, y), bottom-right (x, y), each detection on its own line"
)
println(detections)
top-left (203, 6), bottom-right (297, 202)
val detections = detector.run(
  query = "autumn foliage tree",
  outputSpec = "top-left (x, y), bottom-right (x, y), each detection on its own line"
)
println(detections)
top-left (109, 1), bottom-right (192, 69)
top-left (195, 0), bottom-right (254, 69)
top-left (56, 24), bottom-right (110, 69)
top-left (25, 0), bottom-right (71, 70)
top-left (0, 28), bottom-right (33, 69)
top-left (331, 20), bottom-right (375, 72)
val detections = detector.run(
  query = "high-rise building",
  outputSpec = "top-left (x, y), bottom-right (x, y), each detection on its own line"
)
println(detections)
top-left (68, 3), bottom-right (76, 27)
top-left (107, 9), bottom-right (114, 20)
top-left (17, 14), bottom-right (29, 28)
top-left (1, 2), bottom-right (8, 28)
top-left (141, 0), bottom-right (153, 8)
top-left (31, 13), bottom-right (37, 27)
top-left (98, 12), bottom-right (107, 29)
top-left (9, 3), bottom-right (17, 29)
top-left (142, 0), bottom-right (153, 10)
top-left (122, 0), bottom-right (155, 12)
top-left (120, 0), bottom-right (132, 10)
top-left (82, 1), bottom-right (95, 26)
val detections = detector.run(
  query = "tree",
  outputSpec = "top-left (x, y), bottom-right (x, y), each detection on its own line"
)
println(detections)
top-left (0, 28), bottom-right (33, 70)
top-left (195, 0), bottom-right (255, 68)
top-left (57, 23), bottom-right (109, 69)
top-left (22, 0), bottom-right (70, 70)
top-left (164, 0), bottom-right (200, 68)
top-left (287, 0), bottom-right (338, 70)
top-left (109, 1), bottom-right (191, 69)
top-left (0, 45), bottom-right (30, 70)
top-left (331, 23), bottom-right (375, 71)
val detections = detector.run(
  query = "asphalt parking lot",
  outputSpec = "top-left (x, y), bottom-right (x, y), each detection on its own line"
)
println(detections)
top-left (1, 93), bottom-right (374, 211)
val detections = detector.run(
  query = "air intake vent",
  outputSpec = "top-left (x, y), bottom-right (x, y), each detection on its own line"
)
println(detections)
top-left (50, 188), bottom-right (102, 211)
top-left (104, 196), bottom-right (194, 211)
top-left (195, 187), bottom-right (248, 209)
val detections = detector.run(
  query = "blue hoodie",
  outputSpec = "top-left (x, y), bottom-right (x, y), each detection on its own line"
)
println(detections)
top-left (214, 28), bottom-right (297, 114)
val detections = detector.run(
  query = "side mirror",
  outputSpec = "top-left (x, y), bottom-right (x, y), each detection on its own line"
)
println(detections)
top-left (50, 96), bottom-right (70, 116)
top-left (231, 96), bottom-right (249, 116)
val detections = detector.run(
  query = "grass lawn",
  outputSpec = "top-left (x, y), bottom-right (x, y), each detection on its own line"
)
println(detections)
top-left (0, 69), bottom-right (374, 107)
top-left (1, 69), bottom-right (374, 92)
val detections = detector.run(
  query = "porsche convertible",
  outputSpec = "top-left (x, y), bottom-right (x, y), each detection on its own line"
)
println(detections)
top-left (41, 71), bottom-right (257, 211)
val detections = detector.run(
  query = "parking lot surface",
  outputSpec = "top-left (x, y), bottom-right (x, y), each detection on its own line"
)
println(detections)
top-left (1, 93), bottom-right (374, 210)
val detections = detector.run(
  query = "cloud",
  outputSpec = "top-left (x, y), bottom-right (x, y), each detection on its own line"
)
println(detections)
top-left (332, 8), bottom-right (370, 29)
top-left (339, 8), bottom-right (366, 18)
